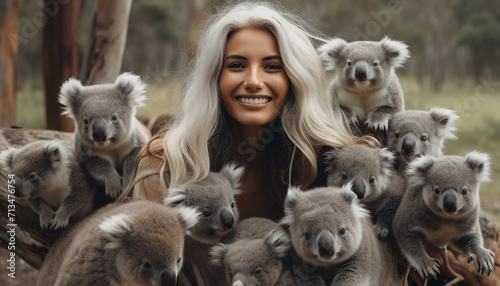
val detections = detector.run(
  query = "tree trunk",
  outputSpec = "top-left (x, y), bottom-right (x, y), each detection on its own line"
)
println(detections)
top-left (0, 0), bottom-right (18, 128)
top-left (42, 0), bottom-right (81, 132)
top-left (79, 0), bottom-right (132, 85)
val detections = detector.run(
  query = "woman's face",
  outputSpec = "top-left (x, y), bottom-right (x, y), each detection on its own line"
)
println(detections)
top-left (219, 27), bottom-right (289, 126)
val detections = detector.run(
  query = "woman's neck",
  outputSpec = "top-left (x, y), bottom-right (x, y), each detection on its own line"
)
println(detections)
top-left (228, 117), bottom-right (267, 168)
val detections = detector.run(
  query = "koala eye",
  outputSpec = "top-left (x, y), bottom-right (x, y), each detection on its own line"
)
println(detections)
top-left (434, 186), bottom-right (440, 194)
top-left (304, 232), bottom-right (311, 240)
top-left (29, 172), bottom-right (37, 181)
top-left (142, 261), bottom-right (152, 269)
top-left (373, 61), bottom-right (379, 66)
top-left (461, 187), bottom-right (468, 195)
top-left (177, 257), bottom-right (181, 264)
top-left (394, 132), bottom-right (400, 139)
top-left (341, 174), bottom-right (348, 181)
top-left (347, 60), bottom-right (352, 67)
top-left (339, 228), bottom-right (346, 235)
top-left (255, 267), bottom-right (263, 275)
top-left (421, 135), bottom-right (428, 142)
top-left (231, 201), bottom-right (235, 208)
top-left (84, 119), bottom-right (89, 125)
top-left (369, 177), bottom-right (375, 184)
top-left (202, 210), bottom-right (212, 217)
top-left (111, 114), bottom-right (118, 121)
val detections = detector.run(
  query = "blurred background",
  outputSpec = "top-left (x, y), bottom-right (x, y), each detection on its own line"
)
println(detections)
top-left (5, 0), bottom-right (500, 215)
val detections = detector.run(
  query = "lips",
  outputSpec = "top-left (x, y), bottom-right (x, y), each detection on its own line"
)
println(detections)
top-left (235, 95), bottom-right (272, 105)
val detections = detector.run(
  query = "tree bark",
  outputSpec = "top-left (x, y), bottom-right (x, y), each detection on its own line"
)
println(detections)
top-left (0, 0), bottom-right (18, 128)
top-left (79, 0), bottom-right (132, 85)
top-left (42, 0), bottom-right (81, 132)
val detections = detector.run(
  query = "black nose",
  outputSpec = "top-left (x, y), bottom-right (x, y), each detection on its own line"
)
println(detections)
top-left (351, 178), bottom-right (365, 200)
top-left (161, 271), bottom-right (176, 286)
top-left (92, 121), bottom-right (107, 142)
top-left (219, 209), bottom-right (235, 230)
top-left (443, 192), bottom-right (457, 213)
top-left (401, 135), bottom-right (416, 156)
top-left (318, 232), bottom-right (335, 258)
top-left (355, 64), bottom-right (367, 81)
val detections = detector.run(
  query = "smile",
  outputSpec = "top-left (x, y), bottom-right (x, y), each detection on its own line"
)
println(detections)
top-left (236, 97), bottom-right (271, 104)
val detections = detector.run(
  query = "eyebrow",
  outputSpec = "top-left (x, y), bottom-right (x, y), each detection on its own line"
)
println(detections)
top-left (224, 55), bottom-right (282, 61)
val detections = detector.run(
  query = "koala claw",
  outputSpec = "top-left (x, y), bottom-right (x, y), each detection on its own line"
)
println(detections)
top-left (105, 177), bottom-right (123, 199)
top-left (374, 223), bottom-right (389, 240)
top-left (51, 215), bottom-right (70, 230)
top-left (470, 248), bottom-right (495, 276)
top-left (39, 215), bottom-right (53, 230)
top-left (414, 257), bottom-right (440, 280)
top-left (365, 118), bottom-right (389, 134)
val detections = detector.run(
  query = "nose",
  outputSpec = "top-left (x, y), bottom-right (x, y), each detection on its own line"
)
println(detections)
top-left (351, 178), bottom-right (366, 200)
top-left (443, 191), bottom-right (457, 213)
top-left (219, 209), bottom-right (235, 230)
top-left (354, 63), bottom-right (367, 81)
top-left (92, 120), bottom-right (107, 142)
top-left (160, 271), bottom-right (176, 286)
top-left (401, 135), bottom-right (416, 156)
top-left (318, 231), bottom-right (335, 258)
top-left (244, 67), bottom-right (264, 92)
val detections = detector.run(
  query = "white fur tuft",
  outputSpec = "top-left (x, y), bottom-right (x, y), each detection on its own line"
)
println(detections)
top-left (430, 107), bottom-right (459, 141)
top-left (163, 186), bottom-right (187, 206)
top-left (58, 77), bottom-right (83, 119)
top-left (265, 228), bottom-right (291, 259)
top-left (209, 243), bottom-right (227, 266)
top-left (318, 38), bottom-right (348, 72)
top-left (0, 147), bottom-right (17, 171)
top-left (280, 186), bottom-right (302, 226)
top-left (115, 72), bottom-right (147, 107)
top-left (340, 188), bottom-right (370, 219)
top-left (378, 148), bottom-right (394, 188)
top-left (406, 155), bottom-right (436, 189)
top-left (220, 162), bottom-right (244, 195)
top-left (177, 206), bottom-right (200, 236)
top-left (99, 213), bottom-right (131, 249)
top-left (465, 151), bottom-right (491, 183)
top-left (380, 36), bottom-right (410, 69)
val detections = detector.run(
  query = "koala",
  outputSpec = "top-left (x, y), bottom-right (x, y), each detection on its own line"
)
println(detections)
top-left (163, 163), bottom-right (243, 244)
top-left (280, 185), bottom-right (401, 286)
top-left (392, 151), bottom-right (494, 280)
top-left (59, 72), bottom-right (150, 199)
top-left (0, 140), bottom-right (94, 230)
top-left (318, 36), bottom-right (409, 134)
top-left (323, 144), bottom-right (405, 239)
top-left (36, 200), bottom-right (199, 286)
top-left (220, 217), bottom-right (279, 244)
top-left (387, 107), bottom-right (459, 172)
top-left (211, 227), bottom-right (294, 286)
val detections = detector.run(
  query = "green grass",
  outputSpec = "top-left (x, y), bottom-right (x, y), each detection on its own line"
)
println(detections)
top-left (15, 75), bottom-right (500, 219)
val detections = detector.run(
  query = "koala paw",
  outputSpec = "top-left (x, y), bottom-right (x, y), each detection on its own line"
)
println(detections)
top-left (105, 176), bottom-right (123, 199)
top-left (412, 257), bottom-right (441, 280)
top-left (51, 213), bottom-right (70, 230)
top-left (365, 115), bottom-right (390, 133)
top-left (468, 248), bottom-right (495, 276)
top-left (373, 223), bottom-right (389, 240)
top-left (39, 213), bottom-right (54, 230)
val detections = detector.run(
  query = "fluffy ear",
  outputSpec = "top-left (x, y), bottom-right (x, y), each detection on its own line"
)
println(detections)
top-left (340, 186), bottom-right (370, 218)
top-left (265, 228), bottom-right (291, 259)
top-left (176, 206), bottom-right (200, 236)
top-left (43, 140), bottom-right (68, 168)
top-left (280, 186), bottom-right (302, 227)
top-left (209, 243), bottom-right (227, 266)
top-left (321, 149), bottom-right (337, 173)
top-left (58, 77), bottom-right (84, 119)
top-left (380, 36), bottom-right (410, 69)
top-left (115, 72), bottom-right (147, 107)
top-left (220, 162), bottom-right (244, 195)
top-left (406, 155), bottom-right (435, 189)
top-left (378, 148), bottom-right (395, 177)
top-left (0, 147), bottom-right (17, 170)
top-left (465, 151), bottom-right (491, 183)
top-left (430, 107), bottom-right (459, 140)
top-left (317, 38), bottom-right (348, 72)
top-left (163, 185), bottom-right (187, 206)
top-left (99, 213), bottom-right (131, 249)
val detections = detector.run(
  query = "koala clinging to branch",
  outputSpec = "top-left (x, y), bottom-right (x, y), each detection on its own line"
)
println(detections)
top-left (59, 72), bottom-right (150, 199)
top-left (318, 37), bottom-right (409, 134)
top-left (0, 140), bottom-right (94, 230)
top-left (393, 151), bottom-right (494, 280)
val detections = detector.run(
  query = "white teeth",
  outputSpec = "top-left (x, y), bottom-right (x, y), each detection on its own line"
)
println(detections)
top-left (237, 97), bottom-right (270, 104)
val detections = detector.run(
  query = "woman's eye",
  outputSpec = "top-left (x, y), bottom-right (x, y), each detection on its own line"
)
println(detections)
top-left (227, 62), bottom-right (245, 69)
top-left (264, 63), bottom-right (283, 70)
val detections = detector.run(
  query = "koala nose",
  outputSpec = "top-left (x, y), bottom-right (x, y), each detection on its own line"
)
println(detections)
top-left (443, 191), bottom-right (458, 213)
top-left (160, 271), bottom-right (176, 286)
top-left (401, 135), bottom-right (416, 156)
top-left (318, 231), bottom-right (335, 258)
top-left (219, 209), bottom-right (235, 230)
top-left (13, 181), bottom-right (24, 197)
top-left (351, 178), bottom-right (365, 200)
top-left (354, 64), bottom-right (367, 81)
top-left (92, 121), bottom-right (107, 142)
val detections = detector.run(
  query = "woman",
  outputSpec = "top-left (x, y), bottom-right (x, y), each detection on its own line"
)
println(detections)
top-left (121, 2), bottom-right (368, 285)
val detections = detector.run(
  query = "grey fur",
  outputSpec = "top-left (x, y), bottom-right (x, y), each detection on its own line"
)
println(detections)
top-left (36, 201), bottom-right (199, 286)
top-left (58, 72), bottom-right (150, 199)
top-left (387, 107), bottom-right (459, 172)
top-left (281, 186), bottom-right (400, 286)
top-left (318, 37), bottom-right (409, 134)
top-left (0, 140), bottom-right (94, 230)
top-left (324, 145), bottom-right (405, 239)
top-left (393, 152), bottom-right (494, 279)
top-left (163, 163), bottom-right (243, 244)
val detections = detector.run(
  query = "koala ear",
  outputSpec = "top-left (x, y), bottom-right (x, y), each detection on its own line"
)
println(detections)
top-left (265, 228), bottom-right (291, 259)
top-left (280, 186), bottom-right (302, 227)
top-left (209, 243), bottom-right (228, 266)
top-left (340, 182), bottom-right (355, 203)
top-left (59, 77), bottom-right (84, 119)
top-left (318, 38), bottom-right (348, 72)
top-left (340, 186), bottom-right (370, 218)
top-left (176, 206), bottom-right (200, 236)
top-left (430, 107), bottom-right (459, 140)
top-left (406, 155), bottom-right (435, 189)
top-left (378, 148), bottom-right (395, 177)
top-left (465, 151), bottom-right (491, 183)
top-left (99, 213), bottom-right (131, 249)
top-left (0, 147), bottom-right (17, 171)
top-left (380, 36), bottom-right (410, 69)
top-left (163, 185), bottom-right (187, 206)
top-left (43, 140), bottom-right (66, 165)
top-left (321, 149), bottom-right (337, 173)
top-left (115, 72), bottom-right (147, 108)
top-left (220, 162), bottom-right (244, 195)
